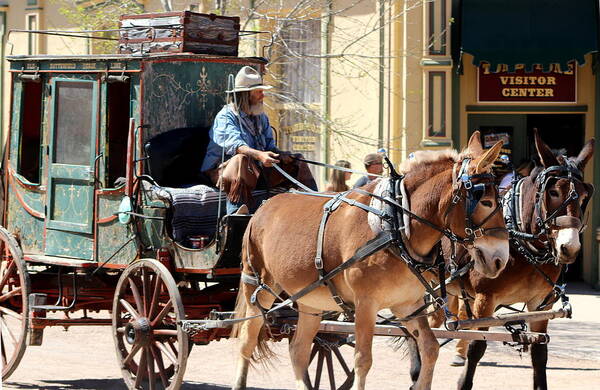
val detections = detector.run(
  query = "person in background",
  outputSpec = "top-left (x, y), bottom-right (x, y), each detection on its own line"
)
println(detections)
top-left (353, 153), bottom-right (384, 188)
top-left (325, 160), bottom-right (352, 192)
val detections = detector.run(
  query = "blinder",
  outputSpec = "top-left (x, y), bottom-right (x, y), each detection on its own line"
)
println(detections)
top-left (451, 158), bottom-right (503, 244)
top-left (535, 161), bottom-right (589, 232)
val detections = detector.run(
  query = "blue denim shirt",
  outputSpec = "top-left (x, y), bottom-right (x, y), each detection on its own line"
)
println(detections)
top-left (200, 104), bottom-right (276, 172)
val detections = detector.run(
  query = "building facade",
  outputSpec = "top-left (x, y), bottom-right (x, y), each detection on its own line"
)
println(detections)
top-left (1, 0), bottom-right (599, 285)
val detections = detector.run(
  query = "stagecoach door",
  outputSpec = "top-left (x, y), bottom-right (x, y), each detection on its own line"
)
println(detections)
top-left (45, 78), bottom-right (99, 259)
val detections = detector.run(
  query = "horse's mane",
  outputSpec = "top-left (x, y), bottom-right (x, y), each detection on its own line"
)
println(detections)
top-left (399, 148), bottom-right (476, 175)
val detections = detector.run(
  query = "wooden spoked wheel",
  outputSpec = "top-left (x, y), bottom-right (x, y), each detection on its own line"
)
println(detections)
top-left (0, 226), bottom-right (30, 380)
top-left (113, 259), bottom-right (188, 390)
top-left (306, 334), bottom-right (355, 390)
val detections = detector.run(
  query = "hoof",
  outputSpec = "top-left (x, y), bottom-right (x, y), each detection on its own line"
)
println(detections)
top-left (450, 354), bottom-right (466, 367)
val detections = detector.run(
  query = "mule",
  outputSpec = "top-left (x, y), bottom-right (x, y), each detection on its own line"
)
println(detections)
top-left (428, 131), bottom-right (594, 390)
top-left (231, 132), bottom-right (510, 390)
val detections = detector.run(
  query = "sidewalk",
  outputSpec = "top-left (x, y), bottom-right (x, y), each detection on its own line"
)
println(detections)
top-left (480, 281), bottom-right (600, 361)
top-left (546, 282), bottom-right (600, 361)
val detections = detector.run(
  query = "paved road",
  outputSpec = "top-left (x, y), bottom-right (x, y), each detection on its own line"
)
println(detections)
top-left (3, 284), bottom-right (599, 389)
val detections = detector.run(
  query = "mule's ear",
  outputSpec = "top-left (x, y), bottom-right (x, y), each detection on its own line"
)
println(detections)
top-left (575, 138), bottom-right (595, 170)
top-left (474, 141), bottom-right (503, 173)
top-left (534, 128), bottom-right (558, 167)
top-left (467, 131), bottom-right (484, 155)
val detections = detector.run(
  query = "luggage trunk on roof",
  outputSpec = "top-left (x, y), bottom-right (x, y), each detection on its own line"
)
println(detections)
top-left (119, 11), bottom-right (240, 56)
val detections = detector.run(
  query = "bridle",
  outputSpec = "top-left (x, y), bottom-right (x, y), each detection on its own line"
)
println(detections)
top-left (506, 159), bottom-right (593, 264)
top-left (444, 158), bottom-right (507, 246)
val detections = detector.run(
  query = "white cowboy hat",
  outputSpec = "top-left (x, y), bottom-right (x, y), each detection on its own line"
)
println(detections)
top-left (226, 66), bottom-right (273, 93)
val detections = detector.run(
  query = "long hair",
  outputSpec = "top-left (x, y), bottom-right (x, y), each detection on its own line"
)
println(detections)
top-left (328, 160), bottom-right (351, 192)
top-left (227, 91), bottom-right (252, 114)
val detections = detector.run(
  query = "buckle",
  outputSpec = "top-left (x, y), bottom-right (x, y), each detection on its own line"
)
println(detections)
top-left (464, 227), bottom-right (473, 236)
top-left (473, 228), bottom-right (484, 239)
top-left (569, 190), bottom-right (578, 200)
top-left (332, 295), bottom-right (350, 309)
top-left (434, 296), bottom-right (447, 310)
top-left (315, 256), bottom-right (323, 269)
top-left (464, 180), bottom-right (473, 190)
top-left (452, 194), bottom-right (461, 204)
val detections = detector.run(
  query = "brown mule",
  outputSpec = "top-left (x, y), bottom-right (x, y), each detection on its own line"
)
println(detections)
top-left (428, 131), bottom-right (594, 390)
top-left (231, 132), bottom-right (509, 390)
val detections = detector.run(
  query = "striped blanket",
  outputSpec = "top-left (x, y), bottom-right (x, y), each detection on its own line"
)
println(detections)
top-left (149, 184), bottom-right (287, 243)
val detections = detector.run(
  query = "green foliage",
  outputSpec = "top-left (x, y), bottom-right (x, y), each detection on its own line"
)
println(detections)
top-left (51, 0), bottom-right (144, 54)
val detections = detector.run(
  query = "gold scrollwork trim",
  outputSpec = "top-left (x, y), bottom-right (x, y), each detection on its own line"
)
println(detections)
top-left (8, 169), bottom-right (45, 219)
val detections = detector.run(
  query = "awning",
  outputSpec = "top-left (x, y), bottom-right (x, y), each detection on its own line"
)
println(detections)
top-left (459, 0), bottom-right (599, 71)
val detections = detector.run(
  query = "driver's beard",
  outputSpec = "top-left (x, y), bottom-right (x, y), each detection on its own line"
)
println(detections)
top-left (247, 101), bottom-right (264, 116)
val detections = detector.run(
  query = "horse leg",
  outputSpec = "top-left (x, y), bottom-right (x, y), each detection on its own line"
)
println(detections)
top-left (232, 284), bottom-right (276, 390)
top-left (289, 304), bottom-right (322, 390)
top-left (404, 316), bottom-right (439, 390)
top-left (457, 295), bottom-right (495, 390)
top-left (352, 300), bottom-right (378, 390)
top-left (527, 302), bottom-right (550, 390)
top-left (405, 337), bottom-right (421, 385)
top-left (453, 298), bottom-right (469, 366)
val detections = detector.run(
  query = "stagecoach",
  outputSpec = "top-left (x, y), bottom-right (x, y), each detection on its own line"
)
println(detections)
top-left (0, 14), bottom-right (575, 390)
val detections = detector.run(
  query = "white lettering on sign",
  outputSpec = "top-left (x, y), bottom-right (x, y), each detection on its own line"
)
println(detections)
top-left (499, 76), bottom-right (556, 86)
top-left (293, 143), bottom-right (315, 152)
top-left (500, 88), bottom-right (554, 97)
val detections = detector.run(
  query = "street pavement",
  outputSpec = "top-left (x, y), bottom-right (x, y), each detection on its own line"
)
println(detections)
top-left (2, 283), bottom-right (599, 389)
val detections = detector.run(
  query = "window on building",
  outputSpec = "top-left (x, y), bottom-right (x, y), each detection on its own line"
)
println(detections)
top-left (18, 80), bottom-right (43, 183)
top-left (427, 0), bottom-right (447, 55)
top-left (27, 14), bottom-right (38, 55)
top-left (27, 0), bottom-right (38, 6)
top-left (427, 71), bottom-right (446, 138)
top-left (279, 19), bottom-right (322, 104)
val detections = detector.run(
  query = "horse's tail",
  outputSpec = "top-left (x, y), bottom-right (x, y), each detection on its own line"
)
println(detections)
top-left (230, 221), bottom-right (275, 364)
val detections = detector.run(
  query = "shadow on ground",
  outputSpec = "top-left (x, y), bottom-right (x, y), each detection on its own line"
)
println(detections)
top-left (478, 362), bottom-right (600, 371)
top-left (5, 379), bottom-right (288, 390)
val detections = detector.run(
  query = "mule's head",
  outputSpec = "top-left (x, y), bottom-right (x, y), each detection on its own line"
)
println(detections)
top-left (529, 130), bottom-right (594, 264)
top-left (448, 132), bottom-right (509, 278)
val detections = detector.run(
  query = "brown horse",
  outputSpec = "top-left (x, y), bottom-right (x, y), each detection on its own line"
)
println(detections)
top-left (231, 132), bottom-right (509, 390)
top-left (428, 131), bottom-right (594, 390)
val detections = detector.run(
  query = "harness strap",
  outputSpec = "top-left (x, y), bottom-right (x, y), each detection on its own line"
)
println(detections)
top-left (241, 272), bottom-right (259, 286)
top-left (290, 155), bottom-right (384, 178)
top-left (314, 193), bottom-right (355, 318)
top-left (292, 189), bottom-right (391, 220)
top-left (272, 163), bottom-right (316, 193)
top-left (458, 276), bottom-right (474, 319)
top-left (353, 187), bottom-right (460, 241)
top-left (266, 231), bottom-right (394, 315)
top-left (532, 264), bottom-right (567, 311)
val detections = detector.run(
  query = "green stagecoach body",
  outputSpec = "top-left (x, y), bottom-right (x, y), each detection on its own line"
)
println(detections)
top-left (5, 53), bottom-right (265, 272)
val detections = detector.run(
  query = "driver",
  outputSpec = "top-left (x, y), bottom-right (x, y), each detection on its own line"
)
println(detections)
top-left (201, 66), bottom-right (317, 214)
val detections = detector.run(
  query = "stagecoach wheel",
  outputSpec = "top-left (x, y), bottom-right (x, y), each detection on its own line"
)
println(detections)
top-left (112, 259), bottom-right (188, 390)
top-left (306, 334), bottom-right (355, 390)
top-left (0, 226), bottom-right (30, 380)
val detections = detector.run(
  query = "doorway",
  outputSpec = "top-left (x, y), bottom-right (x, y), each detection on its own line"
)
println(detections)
top-left (468, 113), bottom-right (586, 280)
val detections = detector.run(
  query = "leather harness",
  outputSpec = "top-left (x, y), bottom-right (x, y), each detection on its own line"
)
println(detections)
top-left (241, 156), bottom-right (504, 322)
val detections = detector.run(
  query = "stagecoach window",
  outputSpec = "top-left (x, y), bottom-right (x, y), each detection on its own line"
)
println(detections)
top-left (53, 81), bottom-right (93, 166)
top-left (106, 81), bottom-right (130, 187)
top-left (18, 81), bottom-right (43, 183)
